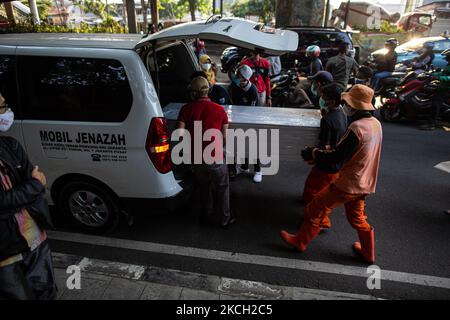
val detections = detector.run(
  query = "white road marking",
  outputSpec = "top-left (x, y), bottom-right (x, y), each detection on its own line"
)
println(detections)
top-left (48, 230), bottom-right (450, 290)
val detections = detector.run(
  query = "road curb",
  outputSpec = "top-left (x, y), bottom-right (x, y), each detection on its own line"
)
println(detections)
top-left (53, 252), bottom-right (380, 300)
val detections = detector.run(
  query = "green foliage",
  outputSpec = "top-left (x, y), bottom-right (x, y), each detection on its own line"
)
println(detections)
top-left (352, 21), bottom-right (403, 33)
top-left (0, 21), bottom-right (127, 34)
top-left (159, 0), bottom-right (211, 21)
top-left (36, 0), bottom-right (52, 21)
top-left (379, 20), bottom-right (403, 33)
top-left (230, 0), bottom-right (275, 24)
top-left (74, 0), bottom-right (118, 20)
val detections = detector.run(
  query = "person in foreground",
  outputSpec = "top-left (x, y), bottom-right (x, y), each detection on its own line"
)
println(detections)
top-left (280, 85), bottom-right (382, 264)
top-left (0, 93), bottom-right (57, 299)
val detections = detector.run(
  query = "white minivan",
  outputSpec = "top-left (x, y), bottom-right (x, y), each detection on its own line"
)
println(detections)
top-left (0, 17), bottom-right (298, 232)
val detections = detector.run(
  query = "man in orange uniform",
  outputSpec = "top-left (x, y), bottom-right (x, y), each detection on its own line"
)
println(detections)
top-left (301, 83), bottom-right (348, 230)
top-left (281, 85), bottom-right (382, 264)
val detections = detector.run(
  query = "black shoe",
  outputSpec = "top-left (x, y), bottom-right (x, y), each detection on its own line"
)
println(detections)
top-left (221, 215), bottom-right (237, 229)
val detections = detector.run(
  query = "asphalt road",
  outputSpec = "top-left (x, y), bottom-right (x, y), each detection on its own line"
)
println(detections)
top-left (49, 117), bottom-right (450, 300)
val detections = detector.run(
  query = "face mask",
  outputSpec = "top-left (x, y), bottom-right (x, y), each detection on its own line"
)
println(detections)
top-left (319, 98), bottom-right (328, 112)
top-left (231, 73), bottom-right (240, 86)
top-left (0, 108), bottom-right (14, 132)
top-left (241, 80), bottom-right (252, 92)
top-left (342, 104), bottom-right (355, 117)
top-left (201, 63), bottom-right (212, 71)
top-left (311, 83), bottom-right (318, 97)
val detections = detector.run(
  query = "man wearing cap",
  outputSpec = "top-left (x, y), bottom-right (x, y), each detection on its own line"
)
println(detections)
top-left (281, 84), bottom-right (382, 264)
top-left (301, 83), bottom-right (348, 231)
top-left (325, 42), bottom-right (359, 90)
top-left (230, 65), bottom-right (263, 183)
top-left (307, 71), bottom-right (334, 106)
top-left (177, 77), bottom-right (235, 229)
top-left (190, 71), bottom-right (231, 106)
top-left (240, 49), bottom-right (272, 107)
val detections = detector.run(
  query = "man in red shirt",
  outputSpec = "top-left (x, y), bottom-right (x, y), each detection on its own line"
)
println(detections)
top-left (177, 76), bottom-right (235, 228)
top-left (240, 48), bottom-right (272, 107)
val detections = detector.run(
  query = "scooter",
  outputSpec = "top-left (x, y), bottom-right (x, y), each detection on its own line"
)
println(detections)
top-left (271, 68), bottom-right (299, 108)
top-left (380, 72), bottom-right (450, 122)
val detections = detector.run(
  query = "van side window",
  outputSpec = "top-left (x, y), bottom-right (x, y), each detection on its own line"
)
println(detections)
top-left (18, 56), bottom-right (133, 122)
top-left (0, 55), bottom-right (18, 115)
top-left (147, 43), bottom-right (195, 107)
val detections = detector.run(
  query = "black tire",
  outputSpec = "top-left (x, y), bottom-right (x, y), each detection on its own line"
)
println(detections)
top-left (380, 103), bottom-right (402, 122)
top-left (57, 181), bottom-right (120, 234)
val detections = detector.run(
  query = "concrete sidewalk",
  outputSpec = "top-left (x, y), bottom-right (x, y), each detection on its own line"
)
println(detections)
top-left (52, 253), bottom-right (379, 300)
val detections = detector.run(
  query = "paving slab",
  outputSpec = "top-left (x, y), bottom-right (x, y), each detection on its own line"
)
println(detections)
top-left (101, 277), bottom-right (146, 300)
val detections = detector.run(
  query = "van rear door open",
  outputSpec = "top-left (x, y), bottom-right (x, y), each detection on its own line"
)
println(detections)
top-left (137, 18), bottom-right (299, 56)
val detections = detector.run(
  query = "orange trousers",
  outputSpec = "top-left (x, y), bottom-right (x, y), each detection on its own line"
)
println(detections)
top-left (302, 166), bottom-right (340, 228)
top-left (303, 183), bottom-right (371, 232)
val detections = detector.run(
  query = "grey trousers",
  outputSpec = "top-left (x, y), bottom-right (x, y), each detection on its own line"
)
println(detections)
top-left (193, 163), bottom-right (231, 220)
top-left (0, 241), bottom-right (57, 300)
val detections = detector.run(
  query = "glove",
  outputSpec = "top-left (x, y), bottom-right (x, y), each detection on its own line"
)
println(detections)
top-left (301, 147), bottom-right (314, 162)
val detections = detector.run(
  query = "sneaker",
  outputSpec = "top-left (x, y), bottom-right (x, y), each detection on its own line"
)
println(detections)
top-left (221, 215), bottom-right (237, 229)
top-left (253, 171), bottom-right (262, 183)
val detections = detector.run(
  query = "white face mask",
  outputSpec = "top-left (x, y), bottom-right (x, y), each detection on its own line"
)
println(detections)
top-left (342, 104), bottom-right (355, 117)
top-left (0, 108), bottom-right (14, 132)
top-left (201, 63), bottom-right (212, 71)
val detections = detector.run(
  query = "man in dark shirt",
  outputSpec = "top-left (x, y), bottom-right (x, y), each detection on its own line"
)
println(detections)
top-left (325, 42), bottom-right (358, 90)
top-left (301, 83), bottom-right (348, 230)
top-left (190, 71), bottom-right (231, 106)
top-left (230, 65), bottom-right (263, 183)
top-left (230, 65), bottom-right (258, 106)
top-left (371, 38), bottom-right (398, 92)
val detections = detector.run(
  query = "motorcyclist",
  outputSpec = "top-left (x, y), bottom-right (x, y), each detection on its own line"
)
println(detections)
top-left (404, 42), bottom-right (435, 71)
top-left (370, 38), bottom-right (398, 93)
top-left (298, 45), bottom-right (323, 77)
top-left (420, 48), bottom-right (450, 130)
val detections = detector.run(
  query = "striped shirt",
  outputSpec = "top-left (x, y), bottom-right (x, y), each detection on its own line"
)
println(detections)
top-left (0, 160), bottom-right (46, 267)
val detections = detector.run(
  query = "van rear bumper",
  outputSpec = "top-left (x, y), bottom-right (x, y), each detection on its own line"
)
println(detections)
top-left (120, 175), bottom-right (194, 215)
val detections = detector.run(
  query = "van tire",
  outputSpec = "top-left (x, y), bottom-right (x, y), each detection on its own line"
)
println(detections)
top-left (57, 181), bottom-right (120, 234)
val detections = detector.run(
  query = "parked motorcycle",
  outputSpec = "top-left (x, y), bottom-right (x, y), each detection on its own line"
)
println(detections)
top-left (271, 68), bottom-right (300, 108)
top-left (380, 71), bottom-right (450, 122)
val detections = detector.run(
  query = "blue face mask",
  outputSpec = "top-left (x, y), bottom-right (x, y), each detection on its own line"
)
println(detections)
top-left (231, 73), bottom-right (240, 86)
top-left (319, 98), bottom-right (327, 110)
top-left (311, 83), bottom-right (318, 96)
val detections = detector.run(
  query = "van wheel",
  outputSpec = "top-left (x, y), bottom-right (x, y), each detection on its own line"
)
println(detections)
top-left (57, 181), bottom-right (120, 233)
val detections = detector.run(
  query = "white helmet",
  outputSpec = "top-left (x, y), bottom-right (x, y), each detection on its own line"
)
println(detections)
top-left (306, 45), bottom-right (321, 58)
top-left (237, 65), bottom-right (253, 80)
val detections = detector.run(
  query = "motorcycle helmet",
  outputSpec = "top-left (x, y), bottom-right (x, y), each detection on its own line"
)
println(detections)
top-left (385, 38), bottom-right (398, 49)
top-left (306, 45), bottom-right (321, 58)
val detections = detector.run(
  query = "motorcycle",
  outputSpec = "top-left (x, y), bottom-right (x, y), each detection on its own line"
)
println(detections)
top-left (380, 71), bottom-right (450, 122)
top-left (270, 68), bottom-right (300, 108)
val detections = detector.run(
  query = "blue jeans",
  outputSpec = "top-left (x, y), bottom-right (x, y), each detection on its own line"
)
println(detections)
top-left (371, 71), bottom-right (392, 92)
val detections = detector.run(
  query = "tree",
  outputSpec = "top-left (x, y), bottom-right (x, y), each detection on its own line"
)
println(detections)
top-left (36, 0), bottom-right (52, 21)
top-left (75, 0), bottom-right (117, 20)
top-left (231, 0), bottom-right (275, 24)
top-left (159, 0), bottom-right (210, 21)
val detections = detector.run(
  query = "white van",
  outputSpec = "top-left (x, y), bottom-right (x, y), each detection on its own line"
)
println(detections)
top-left (0, 18), bottom-right (298, 232)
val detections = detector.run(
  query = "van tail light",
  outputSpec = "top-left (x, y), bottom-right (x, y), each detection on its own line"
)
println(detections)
top-left (146, 117), bottom-right (172, 174)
